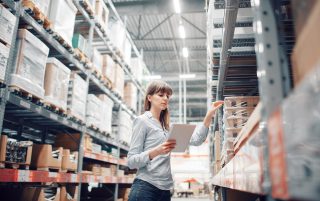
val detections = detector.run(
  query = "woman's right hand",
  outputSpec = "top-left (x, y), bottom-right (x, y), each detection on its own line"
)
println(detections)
top-left (149, 139), bottom-right (176, 160)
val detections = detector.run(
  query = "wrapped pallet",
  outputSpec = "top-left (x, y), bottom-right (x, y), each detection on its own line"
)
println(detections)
top-left (44, 58), bottom-right (71, 111)
top-left (48, 0), bottom-right (77, 46)
top-left (86, 94), bottom-right (103, 129)
top-left (10, 29), bottom-right (49, 99)
top-left (131, 57), bottom-right (144, 83)
top-left (91, 47), bottom-right (103, 74)
top-left (95, 0), bottom-right (109, 29)
top-left (124, 82), bottom-right (137, 112)
top-left (108, 19), bottom-right (126, 53)
top-left (68, 73), bottom-right (87, 122)
top-left (102, 54), bottom-right (116, 85)
top-left (98, 94), bottom-right (114, 134)
top-left (118, 110), bottom-right (133, 146)
top-left (123, 37), bottom-right (132, 65)
top-left (0, 4), bottom-right (16, 46)
top-left (0, 42), bottom-right (10, 82)
top-left (114, 64), bottom-right (124, 98)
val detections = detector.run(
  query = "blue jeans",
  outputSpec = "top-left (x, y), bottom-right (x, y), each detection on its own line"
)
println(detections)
top-left (128, 179), bottom-right (171, 201)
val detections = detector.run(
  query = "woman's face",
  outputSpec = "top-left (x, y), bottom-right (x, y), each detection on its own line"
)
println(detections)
top-left (148, 92), bottom-right (170, 111)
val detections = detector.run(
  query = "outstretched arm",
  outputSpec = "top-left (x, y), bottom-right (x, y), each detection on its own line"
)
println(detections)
top-left (189, 101), bottom-right (224, 146)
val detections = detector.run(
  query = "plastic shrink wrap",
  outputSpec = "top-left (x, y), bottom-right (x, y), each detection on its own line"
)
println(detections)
top-left (130, 57), bottom-right (144, 83)
top-left (10, 29), bottom-right (49, 99)
top-left (86, 94), bottom-right (103, 128)
top-left (108, 19), bottom-right (126, 53)
top-left (98, 94), bottom-right (114, 134)
top-left (0, 4), bottom-right (16, 46)
top-left (91, 47), bottom-right (103, 74)
top-left (0, 42), bottom-right (10, 82)
top-left (67, 72), bottom-right (87, 122)
top-left (48, 0), bottom-right (77, 46)
top-left (118, 110), bottom-right (132, 145)
top-left (124, 82), bottom-right (137, 112)
top-left (95, 0), bottom-right (109, 29)
top-left (44, 58), bottom-right (71, 111)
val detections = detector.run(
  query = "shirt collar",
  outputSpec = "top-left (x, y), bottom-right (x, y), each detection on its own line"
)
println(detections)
top-left (144, 111), bottom-right (153, 119)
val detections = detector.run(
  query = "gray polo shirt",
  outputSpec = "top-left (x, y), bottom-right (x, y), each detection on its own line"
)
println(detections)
top-left (127, 111), bottom-right (209, 190)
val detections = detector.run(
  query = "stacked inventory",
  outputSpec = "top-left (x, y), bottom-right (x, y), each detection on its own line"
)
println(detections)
top-left (98, 94), bottom-right (114, 135)
top-left (221, 96), bottom-right (259, 165)
top-left (124, 82), bottom-right (138, 112)
top-left (118, 110), bottom-right (133, 146)
top-left (86, 94), bottom-right (103, 130)
top-left (0, 4), bottom-right (16, 83)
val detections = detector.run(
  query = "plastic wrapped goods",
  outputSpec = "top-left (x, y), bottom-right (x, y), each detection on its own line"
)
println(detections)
top-left (10, 29), bottom-right (49, 99)
top-left (44, 58), bottom-right (71, 111)
top-left (108, 19), bottom-right (126, 53)
top-left (118, 110), bottom-right (133, 145)
top-left (67, 73), bottom-right (87, 122)
top-left (130, 57), bottom-right (144, 83)
top-left (123, 37), bottom-right (131, 65)
top-left (86, 94), bottom-right (103, 128)
top-left (95, 0), bottom-right (109, 29)
top-left (102, 54), bottom-right (116, 85)
top-left (91, 47), bottom-right (103, 74)
top-left (0, 4), bottom-right (16, 46)
top-left (0, 42), bottom-right (10, 82)
top-left (114, 64), bottom-right (124, 98)
top-left (98, 94), bottom-right (114, 134)
top-left (124, 82), bottom-right (137, 112)
top-left (48, 0), bottom-right (77, 46)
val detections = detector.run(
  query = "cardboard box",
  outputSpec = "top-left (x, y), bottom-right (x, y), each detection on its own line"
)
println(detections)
top-left (60, 185), bottom-right (78, 201)
top-left (0, 42), bottom-right (10, 81)
top-left (291, 0), bottom-right (316, 37)
top-left (291, 1), bottom-right (320, 86)
top-left (10, 29), bottom-right (49, 99)
top-left (118, 110), bottom-right (133, 145)
top-left (95, 0), bottom-right (109, 29)
top-left (45, 58), bottom-right (71, 111)
top-left (214, 131), bottom-right (221, 162)
top-left (21, 187), bottom-right (60, 201)
top-left (54, 133), bottom-right (92, 152)
top-left (108, 19), bottom-right (126, 53)
top-left (31, 144), bottom-right (63, 170)
top-left (114, 64), bottom-right (124, 98)
top-left (48, 0), bottom-right (77, 46)
top-left (124, 82), bottom-right (137, 112)
top-left (102, 54), bottom-right (116, 85)
top-left (0, 4), bottom-right (16, 46)
top-left (91, 47), bottom-right (103, 74)
top-left (61, 149), bottom-right (78, 172)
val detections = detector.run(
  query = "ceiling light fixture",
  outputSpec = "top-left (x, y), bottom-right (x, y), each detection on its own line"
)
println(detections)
top-left (179, 25), bottom-right (186, 38)
top-left (143, 75), bottom-right (162, 80)
top-left (173, 0), bottom-right (181, 14)
top-left (179, 73), bottom-right (196, 79)
top-left (182, 47), bottom-right (188, 58)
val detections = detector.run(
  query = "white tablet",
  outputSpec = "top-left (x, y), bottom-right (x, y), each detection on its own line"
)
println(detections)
top-left (168, 124), bottom-right (196, 152)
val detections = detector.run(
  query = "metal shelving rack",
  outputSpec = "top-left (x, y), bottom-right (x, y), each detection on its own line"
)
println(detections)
top-left (0, 0), bottom-right (142, 200)
top-left (208, 0), bottom-right (319, 201)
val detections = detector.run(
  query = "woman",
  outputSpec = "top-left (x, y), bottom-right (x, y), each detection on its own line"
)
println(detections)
top-left (127, 80), bottom-right (223, 201)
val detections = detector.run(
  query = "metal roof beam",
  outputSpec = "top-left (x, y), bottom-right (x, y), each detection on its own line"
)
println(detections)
top-left (112, 0), bottom-right (205, 15)
top-left (140, 14), bottom-right (173, 39)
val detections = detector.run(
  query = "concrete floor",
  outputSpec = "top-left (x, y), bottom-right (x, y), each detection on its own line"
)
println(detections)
top-left (171, 198), bottom-right (211, 201)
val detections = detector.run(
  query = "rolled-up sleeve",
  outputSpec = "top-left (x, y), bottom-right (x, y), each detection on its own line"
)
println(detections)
top-left (127, 117), bottom-right (150, 169)
top-left (189, 123), bottom-right (209, 146)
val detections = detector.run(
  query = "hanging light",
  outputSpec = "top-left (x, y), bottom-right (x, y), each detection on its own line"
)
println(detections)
top-left (179, 25), bottom-right (186, 38)
top-left (173, 0), bottom-right (181, 13)
top-left (182, 47), bottom-right (189, 58)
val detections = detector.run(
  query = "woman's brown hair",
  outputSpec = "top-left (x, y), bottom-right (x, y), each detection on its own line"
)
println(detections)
top-left (144, 80), bottom-right (173, 130)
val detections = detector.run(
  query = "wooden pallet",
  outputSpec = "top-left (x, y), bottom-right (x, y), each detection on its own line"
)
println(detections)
top-left (101, 76), bottom-right (113, 89)
top-left (9, 86), bottom-right (44, 106)
top-left (91, 67), bottom-right (103, 80)
top-left (67, 110), bottom-right (85, 125)
top-left (87, 124), bottom-right (100, 132)
top-left (79, 0), bottom-right (95, 16)
top-left (52, 32), bottom-right (73, 53)
top-left (22, 0), bottom-right (52, 31)
top-left (0, 162), bottom-right (30, 170)
top-left (37, 166), bottom-right (61, 172)
top-left (74, 48), bottom-right (90, 65)
top-left (43, 101), bottom-right (67, 117)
